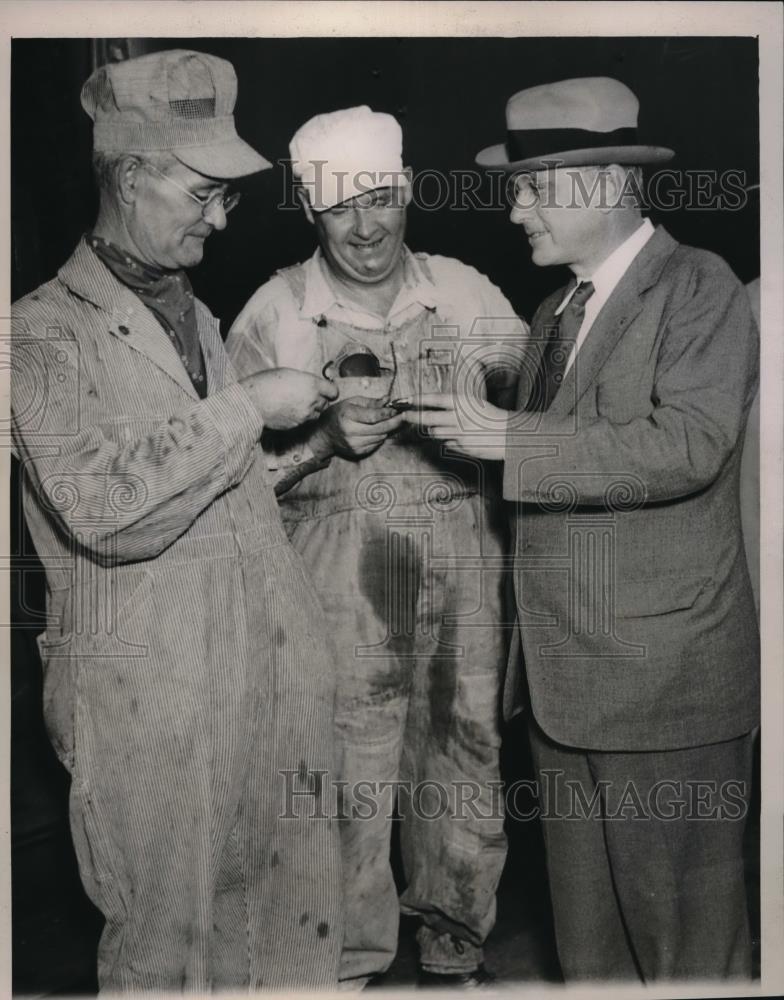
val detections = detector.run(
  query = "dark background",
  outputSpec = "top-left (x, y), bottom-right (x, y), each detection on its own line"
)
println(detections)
top-left (11, 36), bottom-right (760, 994)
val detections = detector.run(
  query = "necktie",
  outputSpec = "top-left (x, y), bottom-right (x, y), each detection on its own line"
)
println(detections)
top-left (528, 280), bottom-right (594, 411)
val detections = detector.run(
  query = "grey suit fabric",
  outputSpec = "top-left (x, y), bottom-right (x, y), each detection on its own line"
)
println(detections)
top-left (740, 277), bottom-right (760, 617)
top-left (503, 226), bottom-right (759, 752)
top-left (528, 719), bottom-right (754, 981)
top-left (501, 225), bottom-right (759, 982)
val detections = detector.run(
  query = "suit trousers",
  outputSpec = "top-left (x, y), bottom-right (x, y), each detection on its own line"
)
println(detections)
top-left (527, 718), bottom-right (754, 982)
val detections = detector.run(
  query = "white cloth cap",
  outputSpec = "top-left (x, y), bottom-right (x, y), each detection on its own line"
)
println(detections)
top-left (290, 105), bottom-right (407, 211)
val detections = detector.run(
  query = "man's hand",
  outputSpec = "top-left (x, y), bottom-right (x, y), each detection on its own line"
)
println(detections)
top-left (240, 368), bottom-right (339, 430)
top-left (318, 396), bottom-right (405, 459)
top-left (400, 392), bottom-right (510, 461)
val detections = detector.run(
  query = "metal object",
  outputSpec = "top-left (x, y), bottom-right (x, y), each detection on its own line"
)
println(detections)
top-left (323, 343), bottom-right (384, 380)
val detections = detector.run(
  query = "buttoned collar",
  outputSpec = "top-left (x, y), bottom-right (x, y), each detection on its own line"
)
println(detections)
top-left (299, 245), bottom-right (439, 322)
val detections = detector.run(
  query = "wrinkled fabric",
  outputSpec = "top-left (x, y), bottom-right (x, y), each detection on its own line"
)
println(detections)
top-left (528, 719), bottom-right (754, 981)
top-left (228, 249), bottom-right (526, 979)
top-left (12, 239), bottom-right (342, 991)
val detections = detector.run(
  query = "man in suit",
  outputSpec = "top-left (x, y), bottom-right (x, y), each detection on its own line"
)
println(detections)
top-left (402, 77), bottom-right (759, 981)
top-left (11, 50), bottom-right (341, 990)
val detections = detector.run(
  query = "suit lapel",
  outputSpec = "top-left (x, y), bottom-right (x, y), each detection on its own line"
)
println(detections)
top-left (58, 239), bottom-right (199, 399)
top-left (547, 282), bottom-right (643, 418)
top-left (547, 226), bottom-right (679, 418)
top-left (517, 299), bottom-right (556, 408)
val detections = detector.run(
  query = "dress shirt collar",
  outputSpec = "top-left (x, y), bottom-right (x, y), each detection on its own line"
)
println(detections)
top-left (555, 217), bottom-right (655, 316)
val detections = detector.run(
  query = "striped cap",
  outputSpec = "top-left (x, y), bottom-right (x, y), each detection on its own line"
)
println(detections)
top-left (81, 49), bottom-right (270, 179)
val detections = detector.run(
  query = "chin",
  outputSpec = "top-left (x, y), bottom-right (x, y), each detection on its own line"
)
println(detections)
top-left (177, 248), bottom-right (205, 269)
top-left (348, 255), bottom-right (399, 283)
top-left (529, 247), bottom-right (551, 267)
top-left (530, 244), bottom-right (563, 268)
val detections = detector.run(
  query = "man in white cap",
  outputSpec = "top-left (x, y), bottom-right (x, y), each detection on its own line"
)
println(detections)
top-left (404, 78), bottom-right (759, 981)
top-left (228, 105), bottom-right (527, 987)
top-left (11, 50), bottom-right (341, 990)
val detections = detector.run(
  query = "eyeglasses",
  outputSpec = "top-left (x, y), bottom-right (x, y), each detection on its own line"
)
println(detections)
top-left (145, 162), bottom-right (241, 216)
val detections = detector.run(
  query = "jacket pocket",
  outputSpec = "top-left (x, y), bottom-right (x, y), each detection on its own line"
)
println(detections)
top-left (615, 575), bottom-right (711, 619)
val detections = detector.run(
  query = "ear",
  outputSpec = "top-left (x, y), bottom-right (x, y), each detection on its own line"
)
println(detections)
top-left (599, 164), bottom-right (627, 214)
top-left (116, 155), bottom-right (144, 206)
top-left (296, 186), bottom-right (316, 225)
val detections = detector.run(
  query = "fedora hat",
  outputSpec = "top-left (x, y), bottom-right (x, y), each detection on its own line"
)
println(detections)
top-left (476, 77), bottom-right (674, 171)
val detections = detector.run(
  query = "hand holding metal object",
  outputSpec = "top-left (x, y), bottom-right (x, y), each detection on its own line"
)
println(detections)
top-left (322, 343), bottom-right (383, 381)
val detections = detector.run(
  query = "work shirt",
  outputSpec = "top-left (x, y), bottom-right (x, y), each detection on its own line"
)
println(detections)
top-left (228, 246), bottom-right (528, 502)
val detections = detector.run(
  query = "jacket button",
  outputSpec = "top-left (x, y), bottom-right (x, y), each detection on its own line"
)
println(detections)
top-left (118, 325), bottom-right (130, 336)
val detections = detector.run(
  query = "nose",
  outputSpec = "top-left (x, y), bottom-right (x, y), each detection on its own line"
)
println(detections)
top-left (509, 199), bottom-right (534, 226)
top-left (352, 208), bottom-right (374, 239)
top-left (204, 199), bottom-right (228, 231)
top-left (509, 181), bottom-right (539, 226)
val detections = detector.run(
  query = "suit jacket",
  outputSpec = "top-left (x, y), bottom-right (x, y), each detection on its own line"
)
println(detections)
top-left (740, 277), bottom-right (760, 617)
top-left (503, 226), bottom-right (759, 751)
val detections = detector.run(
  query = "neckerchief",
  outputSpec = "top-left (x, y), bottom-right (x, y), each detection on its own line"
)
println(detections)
top-left (88, 234), bottom-right (207, 398)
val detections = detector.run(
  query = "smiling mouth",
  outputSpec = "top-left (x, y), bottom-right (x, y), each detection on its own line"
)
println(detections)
top-left (526, 229), bottom-right (548, 241)
top-left (350, 237), bottom-right (385, 251)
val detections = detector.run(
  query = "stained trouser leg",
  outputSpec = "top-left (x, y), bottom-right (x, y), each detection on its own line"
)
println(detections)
top-left (63, 539), bottom-right (341, 992)
top-left (69, 649), bottom-right (238, 989)
top-left (236, 543), bottom-right (343, 990)
top-left (289, 511), bottom-right (414, 983)
top-left (399, 504), bottom-right (508, 974)
top-left (335, 696), bottom-right (408, 982)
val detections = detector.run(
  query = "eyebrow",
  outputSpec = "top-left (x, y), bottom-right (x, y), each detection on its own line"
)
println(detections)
top-left (190, 179), bottom-right (229, 196)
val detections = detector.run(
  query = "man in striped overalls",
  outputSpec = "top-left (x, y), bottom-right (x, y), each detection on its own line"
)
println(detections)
top-left (11, 50), bottom-right (342, 991)
top-left (228, 106), bottom-right (528, 988)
